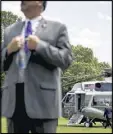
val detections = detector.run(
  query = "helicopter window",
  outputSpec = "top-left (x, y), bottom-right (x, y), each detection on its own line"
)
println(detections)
top-left (65, 94), bottom-right (74, 103)
top-left (84, 84), bottom-right (94, 91)
top-left (85, 84), bottom-right (94, 88)
top-left (63, 96), bottom-right (67, 103)
top-left (92, 95), bottom-right (111, 106)
top-left (95, 83), bottom-right (112, 91)
top-left (93, 98), bottom-right (97, 105)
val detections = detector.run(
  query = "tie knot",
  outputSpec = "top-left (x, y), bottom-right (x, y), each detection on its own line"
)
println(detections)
top-left (27, 21), bottom-right (31, 26)
top-left (25, 20), bottom-right (32, 36)
top-left (27, 21), bottom-right (32, 30)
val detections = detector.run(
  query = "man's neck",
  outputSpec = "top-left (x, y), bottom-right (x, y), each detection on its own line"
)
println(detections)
top-left (25, 15), bottom-right (42, 22)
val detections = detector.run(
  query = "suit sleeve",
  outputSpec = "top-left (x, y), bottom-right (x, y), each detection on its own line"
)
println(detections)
top-left (36, 24), bottom-right (73, 70)
top-left (1, 30), bottom-right (14, 72)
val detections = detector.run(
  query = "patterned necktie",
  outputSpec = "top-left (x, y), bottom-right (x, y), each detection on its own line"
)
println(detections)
top-left (18, 21), bottom-right (32, 69)
top-left (24, 21), bottom-right (32, 53)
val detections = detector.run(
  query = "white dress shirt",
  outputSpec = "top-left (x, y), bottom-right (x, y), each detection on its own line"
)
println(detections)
top-left (17, 15), bottom-right (42, 83)
top-left (22, 15), bottom-right (42, 37)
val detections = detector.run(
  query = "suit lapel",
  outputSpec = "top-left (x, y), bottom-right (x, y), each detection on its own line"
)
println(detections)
top-left (35, 17), bottom-right (47, 38)
top-left (14, 21), bottom-right (25, 37)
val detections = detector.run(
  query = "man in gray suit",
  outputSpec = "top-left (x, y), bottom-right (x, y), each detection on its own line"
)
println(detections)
top-left (1, 1), bottom-right (72, 133)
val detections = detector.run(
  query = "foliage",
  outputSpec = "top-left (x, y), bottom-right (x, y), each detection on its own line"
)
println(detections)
top-left (1, 11), bottom-right (22, 28)
top-left (62, 45), bottom-right (111, 95)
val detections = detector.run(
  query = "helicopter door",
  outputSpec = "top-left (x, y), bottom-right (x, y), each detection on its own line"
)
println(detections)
top-left (80, 94), bottom-right (85, 108)
top-left (78, 94), bottom-right (81, 110)
top-left (75, 93), bottom-right (85, 112)
top-left (62, 93), bottom-right (75, 118)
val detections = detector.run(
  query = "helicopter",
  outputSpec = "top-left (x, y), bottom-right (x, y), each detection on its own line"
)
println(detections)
top-left (61, 68), bottom-right (112, 127)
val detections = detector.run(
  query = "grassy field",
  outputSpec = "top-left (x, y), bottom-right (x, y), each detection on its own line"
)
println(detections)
top-left (2, 117), bottom-right (112, 133)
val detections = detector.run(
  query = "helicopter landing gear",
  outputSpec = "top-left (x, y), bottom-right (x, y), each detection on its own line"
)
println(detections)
top-left (84, 122), bottom-right (93, 127)
top-left (84, 117), bottom-right (93, 127)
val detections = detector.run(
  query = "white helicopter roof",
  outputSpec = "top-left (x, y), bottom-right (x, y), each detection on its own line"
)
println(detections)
top-left (68, 89), bottom-right (85, 94)
top-left (82, 80), bottom-right (111, 84)
top-left (86, 91), bottom-right (112, 96)
top-left (71, 81), bottom-right (98, 91)
top-left (71, 80), bottom-right (112, 92)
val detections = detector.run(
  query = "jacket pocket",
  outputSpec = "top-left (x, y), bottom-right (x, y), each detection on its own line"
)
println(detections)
top-left (40, 83), bottom-right (56, 91)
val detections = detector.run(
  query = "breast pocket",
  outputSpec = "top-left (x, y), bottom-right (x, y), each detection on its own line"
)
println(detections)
top-left (40, 83), bottom-right (56, 108)
top-left (40, 83), bottom-right (56, 91)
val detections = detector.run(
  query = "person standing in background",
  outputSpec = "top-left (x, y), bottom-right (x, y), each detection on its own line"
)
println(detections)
top-left (104, 103), bottom-right (112, 128)
top-left (1, 1), bottom-right (72, 133)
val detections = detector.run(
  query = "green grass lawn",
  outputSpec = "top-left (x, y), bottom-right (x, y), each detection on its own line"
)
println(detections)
top-left (1, 117), bottom-right (112, 133)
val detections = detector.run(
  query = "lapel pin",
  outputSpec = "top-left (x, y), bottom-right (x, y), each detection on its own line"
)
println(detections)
top-left (42, 23), bottom-right (47, 28)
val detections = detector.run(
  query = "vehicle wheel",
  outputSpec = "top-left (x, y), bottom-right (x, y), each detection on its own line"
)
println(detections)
top-left (84, 122), bottom-right (90, 127)
top-left (84, 122), bottom-right (93, 127)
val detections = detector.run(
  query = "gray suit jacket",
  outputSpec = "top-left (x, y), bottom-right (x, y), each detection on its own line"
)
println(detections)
top-left (1, 17), bottom-right (72, 119)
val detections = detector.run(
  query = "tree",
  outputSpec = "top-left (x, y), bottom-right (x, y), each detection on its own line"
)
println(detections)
top-left (99, 62), bottom-right (110, 70)
top-left (1, 11), bottom-right (22, 28)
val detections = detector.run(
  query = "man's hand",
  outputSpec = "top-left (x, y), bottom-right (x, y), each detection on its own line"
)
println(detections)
top-left (7, 36), bottom-right (24, 55)
top-left (27, 35), bottom-right (40, 50)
